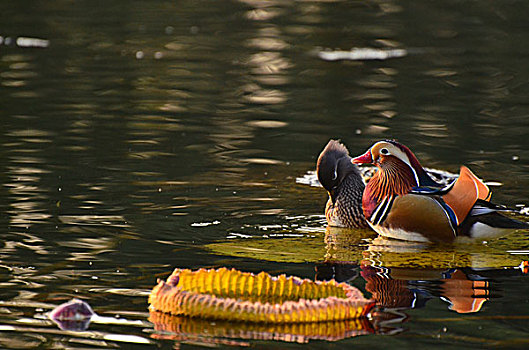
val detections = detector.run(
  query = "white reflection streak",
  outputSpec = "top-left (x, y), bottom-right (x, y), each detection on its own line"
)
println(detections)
top-left (318, 48), bottom-right (407, 61)
top-left (15, 37), bottom-right (50, 48)
top-left (59, 215), bottom-right (129, 227)
top-left (0, 324), bottom-right (152, 344)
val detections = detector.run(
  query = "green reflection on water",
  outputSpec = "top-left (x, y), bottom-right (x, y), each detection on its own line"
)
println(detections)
top-left (207, 226), bottom-right (529, 270)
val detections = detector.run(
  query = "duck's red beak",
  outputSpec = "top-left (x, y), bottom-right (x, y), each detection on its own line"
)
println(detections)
top-left (352, 150), bottom-right (373, 164)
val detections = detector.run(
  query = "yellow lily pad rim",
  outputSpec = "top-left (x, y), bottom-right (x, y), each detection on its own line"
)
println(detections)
top-left (149, 267), bottom-right (375, 323)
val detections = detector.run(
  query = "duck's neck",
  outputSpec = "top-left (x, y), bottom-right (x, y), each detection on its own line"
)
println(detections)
top-left (363, 160), bottom-right (418, 219)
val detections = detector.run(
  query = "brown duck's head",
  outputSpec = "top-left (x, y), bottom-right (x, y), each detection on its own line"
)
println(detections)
top-left (352, 140), bottom-right (437, 187)
top-left (317, 140), bottom-right (363, 202)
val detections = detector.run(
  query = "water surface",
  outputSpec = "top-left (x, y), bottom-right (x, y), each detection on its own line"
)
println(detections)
top-left (1, 0), bottom-right (529, 348)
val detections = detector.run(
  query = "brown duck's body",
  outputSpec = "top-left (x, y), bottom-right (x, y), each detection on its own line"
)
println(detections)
top-left (371, 194), bottom-right (459, 242)
top-left (325, 174), bottom-right (367, 228)
top-left (317, 140), bottom-right (369, 229)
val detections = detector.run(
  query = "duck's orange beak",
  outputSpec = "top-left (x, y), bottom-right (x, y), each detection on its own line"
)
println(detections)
top-left (352, 150), bottom-right (373, 164)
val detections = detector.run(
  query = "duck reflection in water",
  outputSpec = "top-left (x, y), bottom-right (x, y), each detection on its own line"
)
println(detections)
top-left (316, 226), bottom-right (529, 333)
top-left (362, 265), bottom-right (494, 314)
top-left (315, 261), bottom-right (493, 328)
top-left (317, 260), bottom-right (526, 317)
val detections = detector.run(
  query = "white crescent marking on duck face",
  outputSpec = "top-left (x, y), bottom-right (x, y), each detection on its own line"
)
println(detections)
top-left (372, 141), bottom-right (421, 185)
top-left (389, 146), bottom-right (420, 186)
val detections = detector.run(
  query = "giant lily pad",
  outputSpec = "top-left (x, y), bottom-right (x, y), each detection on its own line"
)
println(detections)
top-left (149, 267), bottom-right (374, 323)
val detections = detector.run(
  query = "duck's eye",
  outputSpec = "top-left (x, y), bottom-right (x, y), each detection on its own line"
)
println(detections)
top-left (380, 148), bottom-right (390, 155)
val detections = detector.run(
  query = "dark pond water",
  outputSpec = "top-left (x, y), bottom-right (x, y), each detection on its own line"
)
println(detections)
top-left (2, 0), bottom-right (529, 348)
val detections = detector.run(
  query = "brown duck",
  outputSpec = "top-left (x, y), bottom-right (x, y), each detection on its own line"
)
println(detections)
top-left (317, 140), bottom-right (369, 229)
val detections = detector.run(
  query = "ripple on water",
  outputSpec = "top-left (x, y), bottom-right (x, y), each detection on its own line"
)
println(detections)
top-left (58, 215), bottom-right (129, 228)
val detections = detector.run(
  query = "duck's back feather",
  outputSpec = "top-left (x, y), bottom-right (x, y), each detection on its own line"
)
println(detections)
top-left (442, 166), bottom-right (491, 226)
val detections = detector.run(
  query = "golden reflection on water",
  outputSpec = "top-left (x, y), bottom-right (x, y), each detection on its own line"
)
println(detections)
top-left (1, 54), bottom-right (38, 93)
top-left (149, 310), bottom-right (374, 344)
top-left (4, 133), bottom-right (51, 228)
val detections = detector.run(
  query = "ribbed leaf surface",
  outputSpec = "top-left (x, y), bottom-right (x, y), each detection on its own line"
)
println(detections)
top-left (149, 268), bottom-right (374, 323)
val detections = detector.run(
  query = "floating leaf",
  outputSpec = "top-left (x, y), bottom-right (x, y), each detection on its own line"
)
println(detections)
top-left (149, 268), bottom-right (374, 323)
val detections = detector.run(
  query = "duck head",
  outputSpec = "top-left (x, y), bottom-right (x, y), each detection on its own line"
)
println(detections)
top-left (352, 140), bottom-right (437, 188)
top-left (317, 140), bottom-right (363, 203)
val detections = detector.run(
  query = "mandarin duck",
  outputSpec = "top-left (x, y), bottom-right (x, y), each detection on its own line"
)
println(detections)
top-left (317, 140), bottom-right (369, 228)
top-left (352, 140), bottom-right (529, 242)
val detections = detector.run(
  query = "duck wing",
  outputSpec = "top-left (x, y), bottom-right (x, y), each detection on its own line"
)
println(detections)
top-left (410, 166), bottom-right (491, 226)
top-left (441, 166), bottom-right (491, 225)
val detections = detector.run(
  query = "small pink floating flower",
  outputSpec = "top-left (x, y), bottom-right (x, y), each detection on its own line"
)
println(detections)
top-left (49, 298), bottom-right (95, 331)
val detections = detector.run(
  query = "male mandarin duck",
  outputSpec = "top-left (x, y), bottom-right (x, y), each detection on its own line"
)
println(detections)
top-left (352, 140), bottom-right (529, 242)
top-left (317, 140), bottom-right (369, 228)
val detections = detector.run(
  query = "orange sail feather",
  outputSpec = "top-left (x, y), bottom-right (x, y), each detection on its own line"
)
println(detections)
top-left (442, 166), bottom-right (491, 225)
